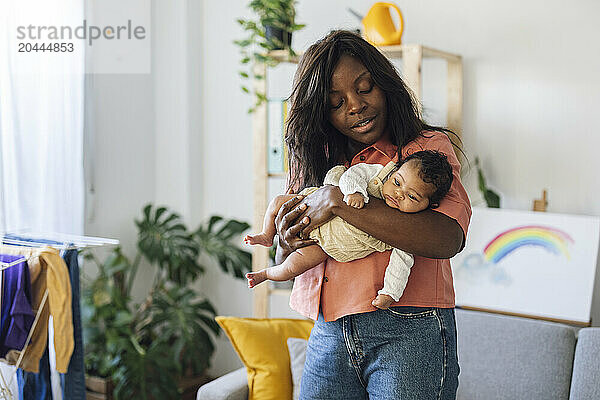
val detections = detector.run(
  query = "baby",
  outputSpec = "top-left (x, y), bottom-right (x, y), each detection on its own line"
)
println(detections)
top-left (245, 150), bottom-right (453, 309)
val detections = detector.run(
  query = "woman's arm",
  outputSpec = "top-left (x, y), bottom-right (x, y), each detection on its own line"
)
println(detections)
top-left (298, 185), bottom-right (464, 259)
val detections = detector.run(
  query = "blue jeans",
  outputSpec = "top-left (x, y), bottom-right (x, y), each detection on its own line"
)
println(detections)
top-left (17, 348), bottom-right (52, 400)
top-left (299, 307), bottom-right (459, 400)
top-left (61, 249), bottom-right (86, 400)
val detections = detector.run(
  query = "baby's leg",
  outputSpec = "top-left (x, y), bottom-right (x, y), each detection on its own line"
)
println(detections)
top-left (244, 194), bottom-right (298, 247)
top-left (246, 244), bottom-right (328, 288)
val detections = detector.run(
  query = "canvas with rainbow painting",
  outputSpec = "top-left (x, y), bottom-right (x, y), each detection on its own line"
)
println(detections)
top-left (452, 207), bottom-right (600, 324)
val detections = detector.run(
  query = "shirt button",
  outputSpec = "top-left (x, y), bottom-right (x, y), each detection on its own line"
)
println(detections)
top-left (373, 179), bottom-right (380, 184)
top-left (359, 156), bottom-right (366, 161)
top-left (324, 277), bottom-right (329, 282)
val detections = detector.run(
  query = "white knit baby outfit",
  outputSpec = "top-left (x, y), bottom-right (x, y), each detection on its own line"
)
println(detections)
top-left (325, 162), bottom-right (414, 302)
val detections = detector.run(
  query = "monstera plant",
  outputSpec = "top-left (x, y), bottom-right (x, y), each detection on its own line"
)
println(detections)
top-left (82, 204), bottom-right (251, 399)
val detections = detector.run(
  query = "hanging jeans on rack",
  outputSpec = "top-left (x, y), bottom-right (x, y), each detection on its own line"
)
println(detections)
top-left (18, 252), bottom-right (85, 400)
top-left (4, 237), bottom-right (85, 400)
top-left (17, 347), bottom-right (51, 400)
top-left (60, 249), bottom-right (86, 400)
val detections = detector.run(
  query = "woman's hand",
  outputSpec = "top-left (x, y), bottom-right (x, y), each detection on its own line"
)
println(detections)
top-left (274, 195), bottom-right (318, 259)
top-left (298, 185), bottom-right (344, 237)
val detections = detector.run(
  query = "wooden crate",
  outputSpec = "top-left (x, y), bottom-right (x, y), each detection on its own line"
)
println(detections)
top-left (179, 374), bottom-right (213, 400)
top-left (84, 373), bottom-right (213, 400)
top-left (85, 375), bottom-right (113, 400)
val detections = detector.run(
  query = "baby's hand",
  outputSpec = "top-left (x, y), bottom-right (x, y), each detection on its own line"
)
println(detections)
top-left (346, 193), bottom-right (365, 209)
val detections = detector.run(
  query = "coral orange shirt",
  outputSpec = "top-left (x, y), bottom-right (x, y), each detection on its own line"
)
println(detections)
top-left (289, 131), bottom-right (471, 321)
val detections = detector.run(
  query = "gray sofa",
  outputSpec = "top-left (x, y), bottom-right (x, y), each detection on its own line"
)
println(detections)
top-left (198, 309), bottom-right (600, 400)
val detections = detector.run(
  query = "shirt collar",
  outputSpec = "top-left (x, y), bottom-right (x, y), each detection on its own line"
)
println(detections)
top-left (349, 133), bottom-right (398, 166)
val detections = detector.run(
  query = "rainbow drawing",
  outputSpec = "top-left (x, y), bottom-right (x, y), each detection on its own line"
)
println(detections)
top-left (483, 225), bottom-right (574, 264)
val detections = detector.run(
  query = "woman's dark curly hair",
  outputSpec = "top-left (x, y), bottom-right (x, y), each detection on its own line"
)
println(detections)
top-left (285, 30), bottom-right (460, 192)
top-left (401, 150), bottom-right (454, 209)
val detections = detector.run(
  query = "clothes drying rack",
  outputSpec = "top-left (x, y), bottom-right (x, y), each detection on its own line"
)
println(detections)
top-left (0, 232), bottom-right (119, 400)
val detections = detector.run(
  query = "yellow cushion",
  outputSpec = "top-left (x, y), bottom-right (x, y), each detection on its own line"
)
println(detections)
top-left (216, 316), bottom-right (314, 400)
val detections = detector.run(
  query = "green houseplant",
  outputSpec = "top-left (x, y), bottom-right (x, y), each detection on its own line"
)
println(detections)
top-left (475, 157), bottom-right (501, 208)
top-left (235, 0), bottom-right (305, 112)
top-left (82, 204), bottom-right (251, 399)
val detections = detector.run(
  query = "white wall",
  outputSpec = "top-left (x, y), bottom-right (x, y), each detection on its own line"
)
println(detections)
top-left (84, 73), bottom-right (154, 261)
top-left (84, 0), bottom-right (600, 378)
top-left (84, 0), bottom-right (203, 296)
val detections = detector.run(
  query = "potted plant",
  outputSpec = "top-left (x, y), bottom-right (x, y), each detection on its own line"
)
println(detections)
top-left (475, 157), bottom-right (500, 208)
top-left (82, 204), bottom-right (252, 399)
top-left (235, 0), bottom-right (305, 112)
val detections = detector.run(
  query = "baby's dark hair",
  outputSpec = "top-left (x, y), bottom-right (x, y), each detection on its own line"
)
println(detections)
top-left (400, 150), bottom-right (453, 208)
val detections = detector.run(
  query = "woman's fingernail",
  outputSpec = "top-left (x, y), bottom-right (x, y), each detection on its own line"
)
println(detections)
top-left (296, 195), bottom-right (303, 199)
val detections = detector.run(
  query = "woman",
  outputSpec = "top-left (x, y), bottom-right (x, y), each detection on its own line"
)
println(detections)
top-left (277, 30), bottom-right (471, 399)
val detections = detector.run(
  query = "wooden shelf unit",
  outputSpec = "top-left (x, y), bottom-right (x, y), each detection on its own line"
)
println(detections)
top-left (252, 44), bottom-right (463, 318)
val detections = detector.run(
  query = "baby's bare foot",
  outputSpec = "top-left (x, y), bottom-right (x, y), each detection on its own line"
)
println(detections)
top-left (243, 233), bottom-right (273, 247)
top-left (372, 294), bottom-right (395, 310)
top-left (246, 271), bottom-right (267, 288)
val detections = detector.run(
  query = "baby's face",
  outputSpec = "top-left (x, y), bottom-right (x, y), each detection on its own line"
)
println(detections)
top-left (382, 159), bottom-right (436, 213)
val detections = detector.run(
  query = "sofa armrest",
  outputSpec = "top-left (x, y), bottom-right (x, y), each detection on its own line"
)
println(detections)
top-left (197, 367), bottom-right (248, 400)
top-left (570, 328), bottom-right (600, 400)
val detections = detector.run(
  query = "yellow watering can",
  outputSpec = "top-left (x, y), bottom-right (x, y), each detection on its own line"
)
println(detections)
top-left (349, 2), bottom-right (404, 46)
